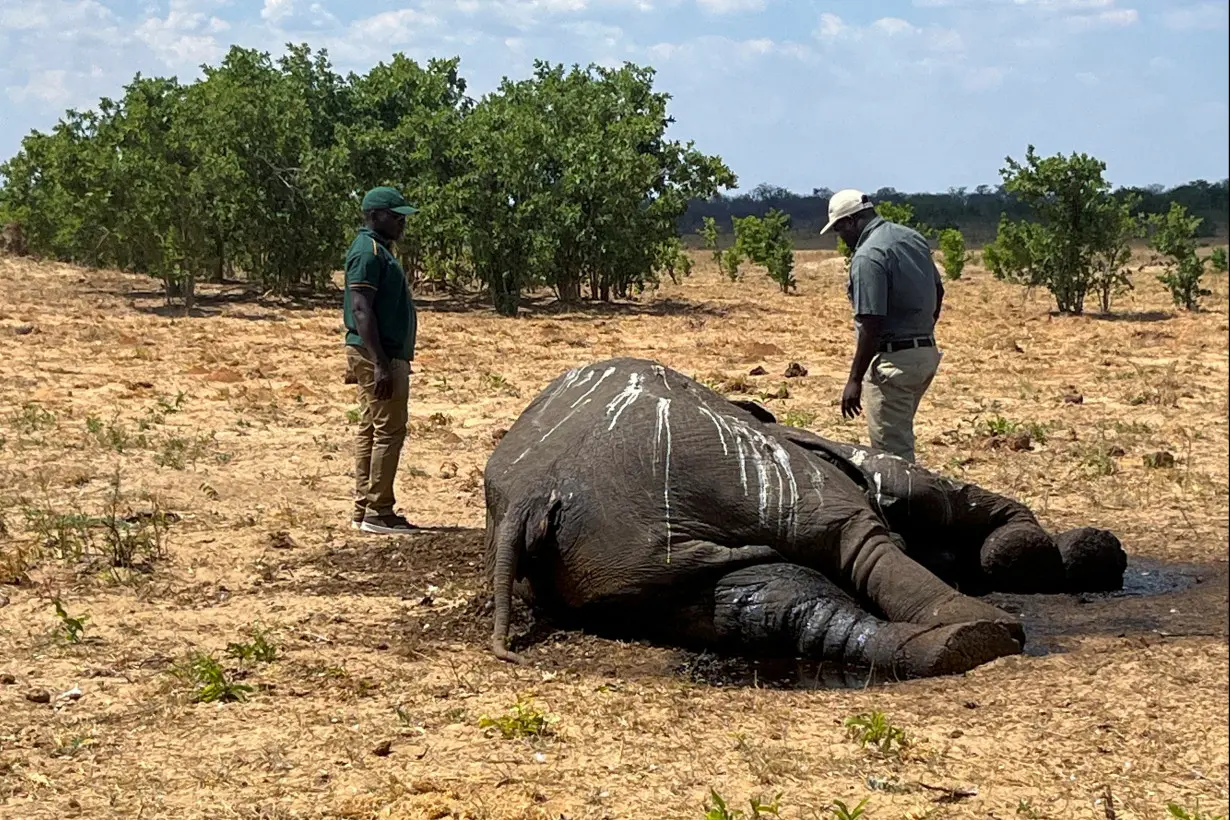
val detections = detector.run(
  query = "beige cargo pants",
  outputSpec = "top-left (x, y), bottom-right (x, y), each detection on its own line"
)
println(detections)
top-left (863, 344), bottom-right (942, 463)
top-left (347, 345), bottom-right (410, 519)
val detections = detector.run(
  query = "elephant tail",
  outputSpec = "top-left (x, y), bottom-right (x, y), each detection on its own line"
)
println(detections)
top-left (490, 490), bottom-right (560, 665)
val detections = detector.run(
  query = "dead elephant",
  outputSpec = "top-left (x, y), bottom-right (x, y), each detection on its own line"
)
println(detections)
top-left (483, 357), bottom-right (1126, 681)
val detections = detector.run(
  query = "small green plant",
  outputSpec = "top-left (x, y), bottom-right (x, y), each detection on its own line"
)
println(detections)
top-left (703, 789), bottom-right (782, 819)
top-left (1016, 798), bottom-right (1041, 818)
top-left (981, 414), bottom-right (1020, 437)
top-left (481, 372), bottom-right (521, 397)
top-left (225, 628), bottom-right (278, 664)
top-left (1168, 799), bottom-right (1226, 820)
top-left (53, 599), bottom-right (89, 643)
top-left (778, 409), bottom-right (816, 428)
top-left (478, 695), bottom-right (556, 739)
top-left (346, 407), bottom-right (361, 424)
top-left (171, 652), bottom-right (253, 703)
top-left (827, 798), bottom-right (869, 820)
top-left (14, 402), bottom-right (57, 434)
top-left (844, 710), bottom-right (910, 756)
top-left (938, 228), bottom-right (966, 281)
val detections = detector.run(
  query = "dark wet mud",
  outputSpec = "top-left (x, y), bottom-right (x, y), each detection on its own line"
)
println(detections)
top-left (284, 530), bottom-right (1228, 691)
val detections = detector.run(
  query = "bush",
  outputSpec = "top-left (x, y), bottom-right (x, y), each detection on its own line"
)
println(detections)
top-left (1148, 202), bottom-right (1212, 310)
top-left (938, 228), bottom-right (966, 280)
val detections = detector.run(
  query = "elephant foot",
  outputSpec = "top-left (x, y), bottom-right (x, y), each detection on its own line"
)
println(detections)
top-left (875, 620), bottom-right (1022, 679)
top-left (1054, 526), bottom-right (1126, 592)
top-left (980, 522), bottom-right (1066, 593)
top-left (918, 593), bottom-right (1026, 647)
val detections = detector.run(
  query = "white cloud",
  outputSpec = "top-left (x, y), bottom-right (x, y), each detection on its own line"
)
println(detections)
top-left (696, 0), bottom-right (766, 14)
top-left (872, 17), bottom-right (917, 36)
top-left (1061, 8), bottom-right (1138, 31)
top-left (6, 69), bottom-right (72, 104)
top-left (347, 9), bottom-right (440, 46)
top-left (1161, 3), bottom-right (1228, 32)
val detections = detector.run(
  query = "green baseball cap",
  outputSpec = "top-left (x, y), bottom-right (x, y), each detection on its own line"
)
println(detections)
top-left (361, 186), bottom-right (418, 215)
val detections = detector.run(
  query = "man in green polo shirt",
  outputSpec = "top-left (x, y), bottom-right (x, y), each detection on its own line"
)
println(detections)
top-left (343, 186), bottom-right (419, 534)
top-left (821, 188), bottom-right (945, 464)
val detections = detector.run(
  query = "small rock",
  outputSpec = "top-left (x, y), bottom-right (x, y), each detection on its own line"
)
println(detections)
top-left (13, 324), bottom-right (35, 336)
top-left (0, 673), bottom-right (16, 685)
top-left (1063, 393), bottom-right (1084, 404)
top-left (25, 689), bottom-right (51, 704)
top-left (748, 366), bottom-right (767, 376)
top-left (964, 701), bottom-right (979, 709)
top-left (375, 642), bottom-right (389, 651)
top-left (268, 531), bottom-right (297, 550)
top-left (1143, 451), bottom-right (1175, 469)
top-left (491, 427), bottom-right (508, 444)
top-left (0, 594), bottom-right (9, 608)
top-left (372, 740), bottom-right (393, 757)
top-left (783, 362), bottom-right (808, 378)
top-left (1005, 431), bottom-right (1032, 452)
top-left (949, 729), bottom-right (964, 739)
top-left (1107, 445), bottom-right (1126, 457)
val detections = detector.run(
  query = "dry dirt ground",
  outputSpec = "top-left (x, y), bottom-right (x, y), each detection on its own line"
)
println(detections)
top-left (0, 249), bottom-right (1227, 820)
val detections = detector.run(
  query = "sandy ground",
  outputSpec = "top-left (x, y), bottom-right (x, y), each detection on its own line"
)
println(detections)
top-left (0, 249), bottom-right (1227, 820)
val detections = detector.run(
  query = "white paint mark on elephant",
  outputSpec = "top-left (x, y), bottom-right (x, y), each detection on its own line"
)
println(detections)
top-left (874, 472), bottom-right (883, 508)
top-left (770, 445), bottom-right (799, 535)
top-left (512, 367), bottom-right (616, 463)
top-left (808, 464), bottom-right (825, 504)
top-left (605, 372), bottom-right (645, 430)
top-left (652, 365), bottom-right (671, 390)
top-left (654, 397), bottom-right (674, 562)
top-left (696, 406), bottom-right (730, 455)
top-left (849, 448), bottom-right (868, 467)
top-left (537, 367), bottom-right (582, 415)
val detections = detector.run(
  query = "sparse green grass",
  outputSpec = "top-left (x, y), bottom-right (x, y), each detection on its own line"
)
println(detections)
top-left (477, 695), bottom-right (557, 739)
top-left (1168, 800), bottom-right (1226, 820)
top-left (844, 710), bottom-right (910, 757)
top-left (703, 789), bottom-right (782, 819)
top-left (52, 599), bottom-right (89, 643)
top-left (225, 628), bottom-right (279, 664)
top-left (826, 798), bottom-right (869, 820)
top-left (170, 652), bottom-right (253, 704)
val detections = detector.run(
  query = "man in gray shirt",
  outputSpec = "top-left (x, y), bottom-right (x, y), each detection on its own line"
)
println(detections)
top-left (820, 189), bottom-right (945, 463)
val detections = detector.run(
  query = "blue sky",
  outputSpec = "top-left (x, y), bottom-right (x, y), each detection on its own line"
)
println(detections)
top-left (1, 0), bottom-right (1226, 194)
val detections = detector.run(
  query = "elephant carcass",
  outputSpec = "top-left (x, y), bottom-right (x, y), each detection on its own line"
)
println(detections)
top-left (483, 357), bottom-right (1027, 680)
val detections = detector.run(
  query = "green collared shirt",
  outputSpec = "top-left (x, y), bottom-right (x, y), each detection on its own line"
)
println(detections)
top-left (846, 216), bottom-right (942, 342)
top-left (342, 227), bottom-right (416, 361)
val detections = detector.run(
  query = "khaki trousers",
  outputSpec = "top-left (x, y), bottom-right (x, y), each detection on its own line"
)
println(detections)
top-left (863, 344), bottom-right (941, 464)
top-left (347, 345), bottom-right (410, 517)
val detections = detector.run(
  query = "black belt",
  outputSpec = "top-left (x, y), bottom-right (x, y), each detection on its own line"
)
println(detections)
top-left (878, 336), bottom-right (935, 353)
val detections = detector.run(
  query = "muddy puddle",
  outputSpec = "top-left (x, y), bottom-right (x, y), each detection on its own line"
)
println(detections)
top-left (675, 555), bottom-right (1230, 691)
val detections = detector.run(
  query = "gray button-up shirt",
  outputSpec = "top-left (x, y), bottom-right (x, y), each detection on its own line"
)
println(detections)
top-left (846, 215), bottom-right (941, 342)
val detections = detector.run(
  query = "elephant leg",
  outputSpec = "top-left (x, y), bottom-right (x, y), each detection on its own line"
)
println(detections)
top-left (831, 510), bottom-right (1027, 644)
top-left (978, 521), bottom-right (1066, 593)
top-left (704, 563), bottom-right (1021, 680)
top-left (1054, 526), bottom-right (1126, 592)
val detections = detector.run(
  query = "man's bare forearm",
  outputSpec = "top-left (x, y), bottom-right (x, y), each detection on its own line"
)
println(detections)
top-left (848, 316), bottom-right (883, 383)
top-left (351, 289), bottom-right (389, 369)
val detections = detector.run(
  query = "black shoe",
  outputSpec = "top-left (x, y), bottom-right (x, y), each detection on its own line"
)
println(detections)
top-left (359, 511), bottom-right (420, 535)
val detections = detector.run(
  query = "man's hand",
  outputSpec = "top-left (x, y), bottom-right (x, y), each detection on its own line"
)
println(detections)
top-left (373, 363), bottom-right (394, 401)
top-left (841, 379), bottom-right (863, 419)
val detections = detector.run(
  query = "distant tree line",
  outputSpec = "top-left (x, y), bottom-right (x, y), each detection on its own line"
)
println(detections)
top-left (681, 178), bottom-right (1230, 248)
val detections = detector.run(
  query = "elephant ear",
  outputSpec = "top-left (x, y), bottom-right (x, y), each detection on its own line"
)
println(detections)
top-left (727, 399), bottom-right (777, 424)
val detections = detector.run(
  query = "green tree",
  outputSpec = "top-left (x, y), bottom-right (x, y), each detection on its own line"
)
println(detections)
top-left (731, 210), bottom-right (795, 292)
top-left (1209, 245), bottom-right (1228, 273)
top-left (984, 145), bottom-right (1131, 315)
top-left (1147, 202), bottom-right (1211, 310)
